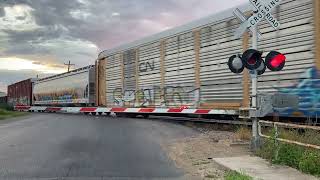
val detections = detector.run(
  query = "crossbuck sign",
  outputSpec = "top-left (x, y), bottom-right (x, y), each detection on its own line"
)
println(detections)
top-left (235, 0), bottom-right (282, 38)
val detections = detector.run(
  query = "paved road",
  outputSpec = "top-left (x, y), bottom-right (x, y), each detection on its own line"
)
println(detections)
top-left (0, 114), bottom-right (198, 180)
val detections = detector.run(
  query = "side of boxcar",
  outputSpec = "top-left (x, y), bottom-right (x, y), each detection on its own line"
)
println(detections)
top-left (7, 79), bottom-right (34, 106)
top-left (97, 0), bottom-right (320, 118)
top-left (33, 65), bottom-right (96, 106)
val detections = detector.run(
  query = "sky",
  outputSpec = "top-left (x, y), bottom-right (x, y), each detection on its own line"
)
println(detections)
top-left (0, 0), bottom-right (246, 93)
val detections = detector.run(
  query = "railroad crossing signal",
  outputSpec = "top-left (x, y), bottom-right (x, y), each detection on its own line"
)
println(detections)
top-left (232, 0), bottom-right (284, 151)
top-left (235, 0), bottom-right (282, 38)
top-left (230, 0), bottom-right (285, 75)
top-left (228, 50), bottom-right (286, 75)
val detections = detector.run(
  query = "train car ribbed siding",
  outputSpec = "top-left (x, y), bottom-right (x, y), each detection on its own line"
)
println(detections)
top-left (139, 41), bottom-right (162, 107)
top-left (315, 0), bottom-right (320, 70)
top-left (256, 0), bottom-right (318, 117)
top-left (99, 0), bottom-right (319, 117)
top-left (105, 54), bottom-right (122, 107)
top-left (199, 15), bottom-right (243, 109)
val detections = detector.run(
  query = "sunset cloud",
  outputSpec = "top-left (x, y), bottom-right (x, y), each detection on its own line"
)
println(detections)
top-left (0, 57), bottom-right (66, 74)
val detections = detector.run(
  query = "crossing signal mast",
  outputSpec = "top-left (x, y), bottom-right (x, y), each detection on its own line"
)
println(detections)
top-left (228, 0), bottom-right (297, 150)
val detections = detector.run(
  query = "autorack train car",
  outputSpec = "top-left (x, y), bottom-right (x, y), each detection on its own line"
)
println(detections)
top-left (95, 0), bottom-right (320, 118)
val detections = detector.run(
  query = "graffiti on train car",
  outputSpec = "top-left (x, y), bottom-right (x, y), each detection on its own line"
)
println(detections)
top-left (34, 86), bottom-right (89, 104)
top-left (33, 71), bottom-right (91, 104)
top-left (112, 86), bottom-right (200, 107)
top-left (276, 67), bottom-right (320, 117)
top-left (8, 96), bottom-right (30, 106)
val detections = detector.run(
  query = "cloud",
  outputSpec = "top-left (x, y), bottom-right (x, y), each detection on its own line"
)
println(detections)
top-left (0, 82), bottom-right (7, 93)
top-left (0, 57), bottom-right (67, 74)
top-left (111, 12), bottom-right (120, 17)
top-left (0, 4), bottom-right (39, 31)
top-left (0, 0), bottom-right (246, 91)
top-left (0, 69), bottom-right (56, 93)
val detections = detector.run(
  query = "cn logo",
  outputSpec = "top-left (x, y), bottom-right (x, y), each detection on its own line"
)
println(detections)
top-left (139, 61), bottom-right (155, 72)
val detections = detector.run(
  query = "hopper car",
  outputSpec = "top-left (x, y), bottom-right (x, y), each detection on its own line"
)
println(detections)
top-left (32, 65), bottom-right (96, 106)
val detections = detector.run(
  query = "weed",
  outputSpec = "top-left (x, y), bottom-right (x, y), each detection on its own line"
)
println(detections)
top-left (274, 143), bottom-right (304, 168)
top-left (298, 150), bottom-right (320, 176)
top-left (224, 171), bottom-right (252, 180)
top-left (235, 126), bottom-right (251, 141)
top-left (0, 108), bottom-right (27, 120)
top-left (0, 104), bottom-right (13, 111)
top-left (258, 127), bottom-right (320, 176)
top-left (256, 138), bottom-right (276, 160)
top-left (279, 128), bottom-right (320, 146)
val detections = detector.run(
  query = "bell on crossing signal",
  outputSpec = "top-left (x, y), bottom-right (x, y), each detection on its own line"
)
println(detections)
top-left (256, 60), bottom-right (266, 75)
top-left (228, 54), bottom-right (244, 74)
top-left (265, 51), bottom-right (286, 71)
top-left (242, 49), bottom-right (263, 70)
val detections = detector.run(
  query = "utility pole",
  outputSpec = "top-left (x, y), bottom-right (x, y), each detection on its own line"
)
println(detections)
top-left (64, 61), bottom-right (75, 72)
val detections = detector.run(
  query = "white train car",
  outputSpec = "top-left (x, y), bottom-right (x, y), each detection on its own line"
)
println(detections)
top-left (33, 65), bottom-right (96, 106)
top-left (95, 0), bottom-right (320, 118)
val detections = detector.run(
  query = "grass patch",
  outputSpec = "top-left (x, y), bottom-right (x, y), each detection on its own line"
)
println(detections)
top-left (279, 129), bottom-right (320, 146)
top-left (0, 103), bottom-right (14, 111)
top-left (235, 126), bottom-right (251, 141)
top-left (224, 171), bottom-right (252, 180)
top-left (0, 108), bottom-right (27, 120)
top-left (257, 127), bottom-right (320, 177)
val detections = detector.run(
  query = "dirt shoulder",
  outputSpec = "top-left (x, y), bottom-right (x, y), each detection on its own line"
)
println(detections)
top-left (163, 128), bottom-right (252, 179)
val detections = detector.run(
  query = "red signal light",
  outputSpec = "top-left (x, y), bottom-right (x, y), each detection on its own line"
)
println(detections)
top-left (270, 54), bottom-right (286, 67)
top-left (242, 49), bottom-right (263, 70)
top-left (248, 57), bottom-right (257, 65)
top-left (265, 51), bottom-right (286, 71)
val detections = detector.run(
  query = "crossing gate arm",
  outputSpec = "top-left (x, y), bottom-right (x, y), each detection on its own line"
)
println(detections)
top-left (14, 106), bottom-right (238, 115)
